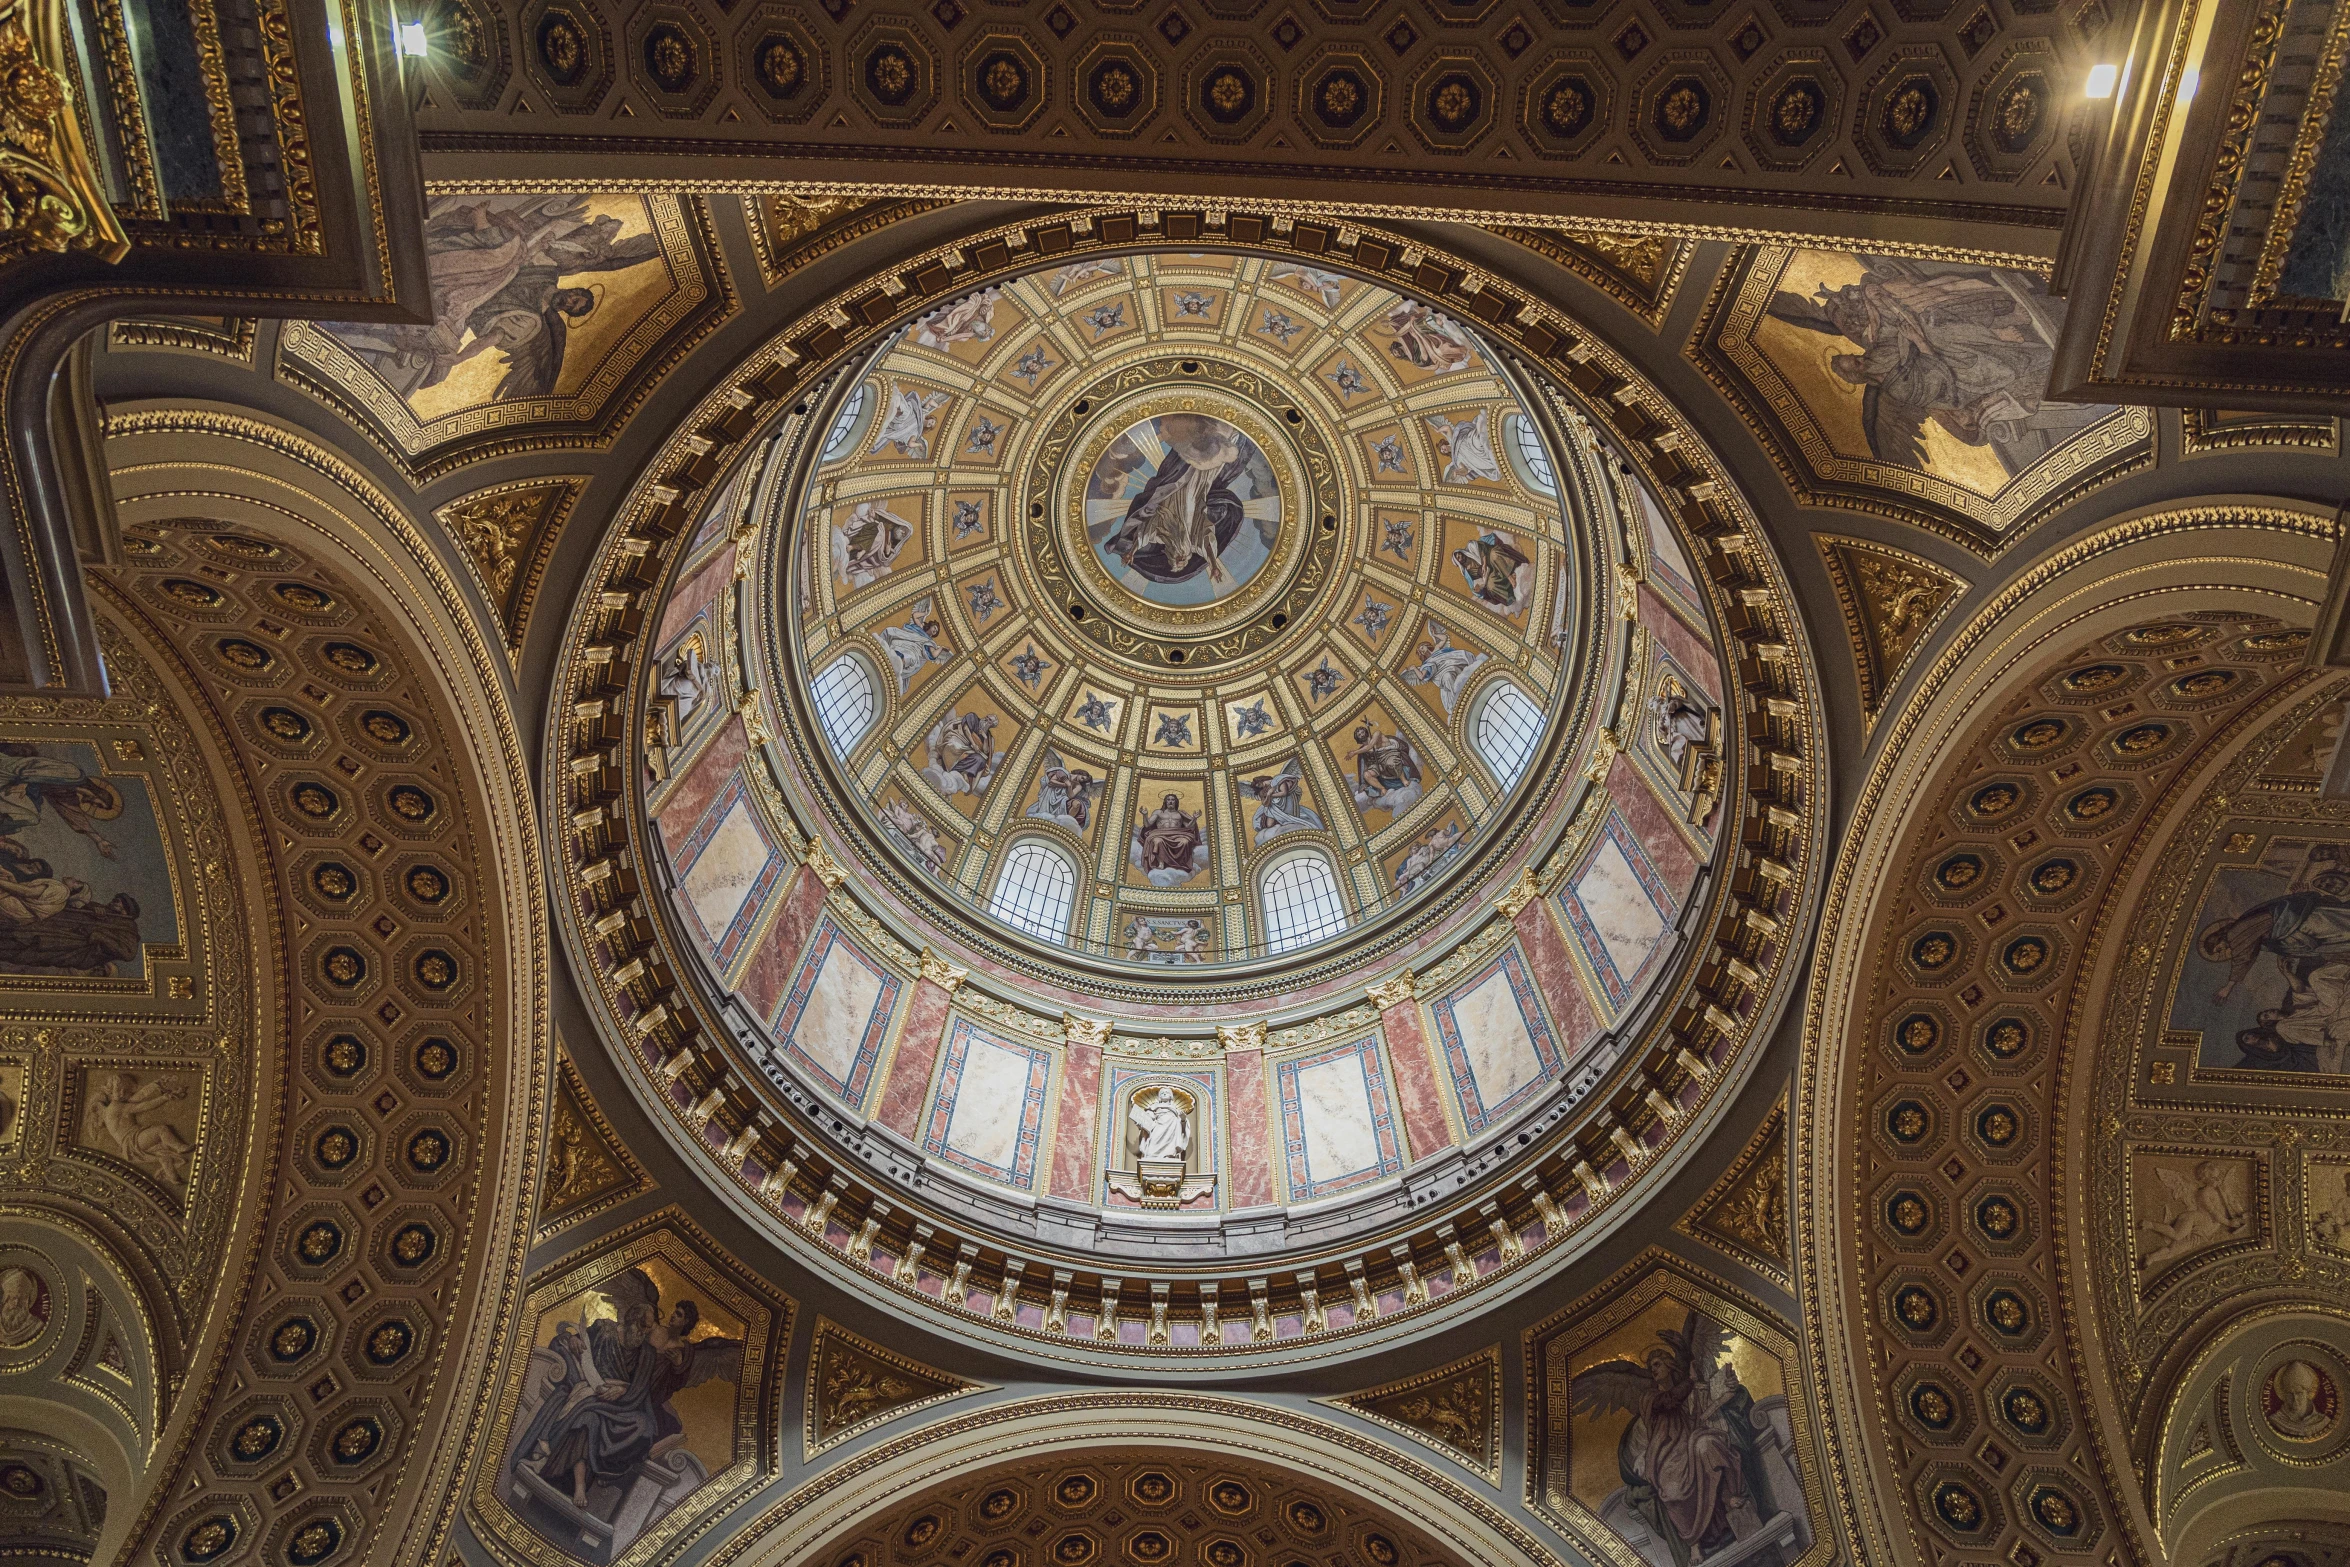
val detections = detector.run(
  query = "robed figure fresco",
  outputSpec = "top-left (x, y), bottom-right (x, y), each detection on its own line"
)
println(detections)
top-left (1763, 255), bottom-right (2105, 478)
top-left (1098, 415), bottom-right (1264, 591)
top-left (328, 194), bottom-right (664, 403)
top-left (2187, 856), bottom-right (2350, 1073)
top-left (507, 1267), bottom-right (741, 1549)
top-left (1131, 793), bottom-right (1208, 887)
top-left (1572, 1309), bottom-right (1774, 1567)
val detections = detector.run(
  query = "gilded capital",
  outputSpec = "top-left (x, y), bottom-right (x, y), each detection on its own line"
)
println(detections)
top-left (1366, 970), bottom-right (1419, 1009)
top-left (1217, 1021), bottom-right (1267, 1053)
top-left (1496, 865), bottom-right (1543, 919)
top-left (1062, 1012), bottom-right (1112, 1050)
top-left (803, 837), bottom-right (849, 889)
top-left (917, 947), bottom-right (968, 992)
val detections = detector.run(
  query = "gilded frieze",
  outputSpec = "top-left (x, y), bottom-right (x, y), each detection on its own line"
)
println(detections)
top-left (803, 1317), bottom-right (984, 1460)
top-left (1674, 1094), bottom-right (1792, 1289)
top-left (1812, 535), bottom-right (1965, 725)
top-left (1320, 1344), bottom-right (1502, 1484)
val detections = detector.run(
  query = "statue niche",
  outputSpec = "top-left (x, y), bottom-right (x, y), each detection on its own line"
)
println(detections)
top-left (1106, 1082), bottom-right (1216, 1211)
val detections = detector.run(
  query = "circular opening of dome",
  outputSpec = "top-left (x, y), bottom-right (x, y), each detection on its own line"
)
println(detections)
top-left (772, 250), bottom-right (1594, 973)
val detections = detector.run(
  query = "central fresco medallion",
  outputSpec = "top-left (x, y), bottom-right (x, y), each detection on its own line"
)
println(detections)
top-left (769, 252), bottom-right (1594, 969)
top-left (1084, 411), bottom-right (1281, 607)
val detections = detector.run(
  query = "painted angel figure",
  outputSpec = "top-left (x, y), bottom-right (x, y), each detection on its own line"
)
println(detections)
top-left (875, 599), bottom-right (950, 693)
top-left (523, 1267), bottom-right (742, 1510)
top-left (913, 287), bottom-right (1001, 350)
top-left (1761, 254), bottom-right (2105, 477)
top-left (86, 1071), bottom-right (192, 1187)
top-left (1100, 415), bottom-right (1255, 590)
top-left (0, 742), bottom-right (123, 857)
top-left (1348, 724), bottom-right (1425, 817)
top-left (2138, 1160), bottom-right (2251, 1271)
top-left (832, 499), bottom-right (915, 588)
top-left (869, 383), bottom-right (952, 460)
top-left (1392, 821), bottom-right (1465, 896)
top-left (1400, 621), bottom-right (1489, 715)
top-left (1270, 263), bottom-right (1347, 308)
top-left (1027, 749), bottom-right (1104, 834)
top-left (880, 798), bottom-right (950, 875)
top-left (326, 193), bottom-right (663, 402)
top-left (1380, 298), bottom-right (1477, 373)
top-left (1130, 1086), bottom-right (1190, 1163)
top-left (1570, 1308), bottom-right (1763, 1567)
top-left (1427, 409), bottom-right (1504, 485)
top-left (1244, 758), bottom-right (1324, 846)
top-left (920, 710), bottom-right (1002, 798)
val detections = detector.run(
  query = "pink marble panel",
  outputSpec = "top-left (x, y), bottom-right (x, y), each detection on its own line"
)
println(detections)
top-left (1606, 754), bottom-right (1701, 895)
top-left (1639, 582), bottom-right (1723, 700)
top-left (653, 716), bottom-right (750, 855)
top-left (735, 865), bottom-right (829, 1020)
top-left (1224, 1048), bottom-right (1275, 1208)
top-left (1048, 1041), bottom-right (1103, 1201)
top-left (1517, 893), bottom-right (1601, 1059)
top-left (1379, 1002), bottom-right (1456, 1161)
top-left (875, 977), bottom-right (954, 1139)
top-left (655, 542), bottom-right (736, 650)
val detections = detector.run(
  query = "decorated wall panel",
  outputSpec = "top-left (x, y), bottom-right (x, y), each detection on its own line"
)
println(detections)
top-left (1693, 246), bottom-right (2154, 548)
top-left (280, 192), bottom-right (732, 478)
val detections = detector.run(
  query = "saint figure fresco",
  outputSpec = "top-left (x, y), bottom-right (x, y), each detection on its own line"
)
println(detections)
top-left (1131, 792), bottom-right (1208, 887)
top-left (326, 194), bottom-right (666, 406)
top-left (2172, 837), bottom-right (2350, 1075)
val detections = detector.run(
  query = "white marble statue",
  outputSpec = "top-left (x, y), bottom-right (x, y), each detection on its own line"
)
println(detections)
top-left (1130, 1086), bottom-right (1189, 1164)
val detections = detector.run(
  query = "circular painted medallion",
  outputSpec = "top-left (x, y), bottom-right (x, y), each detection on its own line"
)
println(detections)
top-left (1083, 412), bottom-right (1282, 607)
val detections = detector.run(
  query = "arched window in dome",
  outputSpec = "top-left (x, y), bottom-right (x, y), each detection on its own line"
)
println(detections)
top-left (811, 653), bottom-right (878, 757)
top-left (819, 379), bottom-right (871, 465)
top-left (1472, 679), bottom-right (1546, 790)
top-left (1259, 850), bottom-right (1348, 956)
top-left (1504, 411), bottom-right (1557, 496)
top-left (987, 839), bottom-right (1078, 944)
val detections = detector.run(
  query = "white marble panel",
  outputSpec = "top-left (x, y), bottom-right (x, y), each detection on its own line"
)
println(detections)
top-left (1578, 834), bottom-right (1668, 979)
top-left (1455, 968), bottom-right (1542, 1110)
top-left (682, 795), bottom-right (770, 939)
top-left (1296, 1052), bottom-right (1380, 1184)
top-left (944, 1035), bottom-right (1034, 1176)
top-left (788, 942), bottom-right (885, 1086)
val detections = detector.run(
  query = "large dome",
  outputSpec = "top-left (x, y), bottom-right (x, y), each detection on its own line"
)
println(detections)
top-left (568, 221), bottom-right (1815, 1364)
top-left (782, 253), bottom-right (1581, 974)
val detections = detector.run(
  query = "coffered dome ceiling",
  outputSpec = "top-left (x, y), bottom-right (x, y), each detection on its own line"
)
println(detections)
top-left (553, 220), bottom-right (1825, 1367)
top-left (782, 253), bottom-right (1584, 974)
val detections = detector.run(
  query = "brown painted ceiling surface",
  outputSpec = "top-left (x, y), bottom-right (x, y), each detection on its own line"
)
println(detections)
top-left (416, 0), bottom-right (2097, 248)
